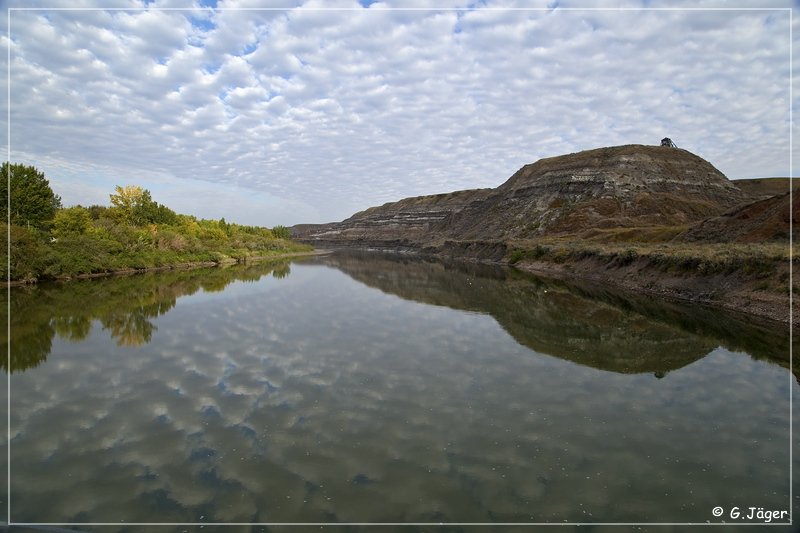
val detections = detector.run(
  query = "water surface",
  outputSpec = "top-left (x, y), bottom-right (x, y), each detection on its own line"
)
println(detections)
top-left (2, 253), bottom-right (795, 527)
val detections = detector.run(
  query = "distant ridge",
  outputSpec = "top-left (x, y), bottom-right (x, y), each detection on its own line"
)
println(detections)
top-left (733, 177), bottom-right (798, 201)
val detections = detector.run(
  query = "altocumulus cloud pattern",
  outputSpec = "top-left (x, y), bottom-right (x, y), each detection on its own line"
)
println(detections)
top-left (2, 1), bottom-right (792, 226)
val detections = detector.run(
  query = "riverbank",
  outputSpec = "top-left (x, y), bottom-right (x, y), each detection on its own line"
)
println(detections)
top-left (512, 256), bottom-right (791, 327)
top-left (305, 240), bottom-right (794, 326)
top-left (505, 240), bottom-right (794, 326)
top-left (5, 249), bottom-right (330, 286)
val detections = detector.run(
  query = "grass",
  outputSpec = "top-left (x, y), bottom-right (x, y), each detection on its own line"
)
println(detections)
top-left (507, 238), bottom-right (791, 277)
top-left (577, 225), bottom-right (689, 243)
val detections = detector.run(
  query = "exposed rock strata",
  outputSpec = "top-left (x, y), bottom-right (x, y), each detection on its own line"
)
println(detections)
top-left (293, 144), bottom-right (746, 248)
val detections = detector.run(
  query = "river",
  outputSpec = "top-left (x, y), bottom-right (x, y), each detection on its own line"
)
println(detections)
top-left (2, 252), bottom-right (796, 529)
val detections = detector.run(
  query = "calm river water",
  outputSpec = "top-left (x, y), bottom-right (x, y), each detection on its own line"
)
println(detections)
top-left (2, 252), bottom-right (796, 529)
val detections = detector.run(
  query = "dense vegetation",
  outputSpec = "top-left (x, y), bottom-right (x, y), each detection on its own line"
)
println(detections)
top-left (1, 163), bottom-right (311, 281)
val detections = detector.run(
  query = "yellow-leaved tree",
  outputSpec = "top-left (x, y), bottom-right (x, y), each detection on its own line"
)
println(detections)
top-left (109, 185), bottom-right (177, 226)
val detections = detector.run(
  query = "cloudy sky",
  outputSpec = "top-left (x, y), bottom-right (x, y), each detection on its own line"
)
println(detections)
top-left (1, 1), bottom-right (794, 226)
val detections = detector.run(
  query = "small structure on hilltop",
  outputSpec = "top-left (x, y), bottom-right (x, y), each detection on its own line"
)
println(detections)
top-left (661, 137), bottom-right (677, 148)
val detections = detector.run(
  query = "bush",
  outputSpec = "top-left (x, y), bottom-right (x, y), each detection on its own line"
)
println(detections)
top-left (2, 172), bottom-right (312, 281)
top-left (2, 224), bottom-right (43, 280)
top-left (53, 206), bottom-right (92, 237)
top-left (508, 249), bottom-right (527, 264)
top-left (272, 225), bottom-right (291, 239)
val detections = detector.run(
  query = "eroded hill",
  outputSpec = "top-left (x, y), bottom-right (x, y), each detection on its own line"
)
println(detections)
top-left (294, 144), bottom-right (748, 248)
top-left (291, 144), bottom-right (795, 325)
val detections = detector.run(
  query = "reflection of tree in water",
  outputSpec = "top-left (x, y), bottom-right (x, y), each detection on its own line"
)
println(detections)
top-left (51, 315), bottom-right (92, 342)
top-left (1, 260), bottom-right (293, 372)
top-left (102, 312), bottom-right (154, 347)
top-left (1, 319), bottom-right (53, 373)
top-left (272, 263), bottom-right (291, 279)
top-left (102, 298), bottom-right (177, 347)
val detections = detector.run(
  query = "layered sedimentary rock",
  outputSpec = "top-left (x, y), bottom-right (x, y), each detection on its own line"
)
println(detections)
top-left (292, 188), bottom-right (493, 248)
top-left (293, 144), bottom-right (747, 249)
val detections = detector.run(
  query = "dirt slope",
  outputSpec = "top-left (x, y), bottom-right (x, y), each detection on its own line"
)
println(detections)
top-left (680, 191), bottom-right (798, 243)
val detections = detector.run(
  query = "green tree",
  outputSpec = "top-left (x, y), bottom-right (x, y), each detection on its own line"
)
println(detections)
top-left (52, 206), bottom-right (92, 237)
top-left (0, 162), bottom-right (62, 228)
top-left (86, 204), bottom-right (110, 220)
top-left (147, 202), bottom-right (178, 225)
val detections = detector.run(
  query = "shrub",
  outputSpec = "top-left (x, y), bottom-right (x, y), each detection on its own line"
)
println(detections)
top-left (508, 249), bottom-right (527, 264)
top-left (272, 225), bottom-right (291, 239)
top-left (53, 206), bottom-right (92, 237)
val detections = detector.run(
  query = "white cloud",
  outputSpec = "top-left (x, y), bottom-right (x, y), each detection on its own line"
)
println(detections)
top-left (2, 1), bottom-right (793, 225)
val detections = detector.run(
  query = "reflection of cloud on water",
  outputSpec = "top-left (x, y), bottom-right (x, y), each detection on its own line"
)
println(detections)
top-left (8, 264), bottom-right (796, 523)
top-left (2, 261), bottom-right (300, 373)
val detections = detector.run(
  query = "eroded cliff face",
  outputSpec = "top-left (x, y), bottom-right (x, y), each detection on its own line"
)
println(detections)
top-left (291, 188), bottom-right (493, 247)
top-left (292, 144), bottom-right (746, 249)
top-left (450, 145), bottom-right (745, 239)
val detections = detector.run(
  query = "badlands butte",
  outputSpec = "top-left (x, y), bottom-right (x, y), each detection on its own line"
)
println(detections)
top-left (292, 144), bottom-right (797, 325)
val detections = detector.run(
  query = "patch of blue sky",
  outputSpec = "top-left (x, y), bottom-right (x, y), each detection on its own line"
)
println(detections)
top-left (187, 34), bottom-right (205, 47)
top-left (220, 94), bottom-right (238, 120)
top-left (358, 0), bottom-right (379, 6)
top-left (242, 42), bottom-right (258, 55)
top-left (465, 0), bottom-right (489, 9)
top-left (453, 15), bottom-right (462, 34)
top-left (203, 62), bottom-right (222, 75)
top-left (189, 15), bottom-right (216, 33)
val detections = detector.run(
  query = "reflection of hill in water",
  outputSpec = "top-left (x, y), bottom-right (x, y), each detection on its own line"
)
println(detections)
top-left (1, 261), bottom-right (291, 373)
top-left (320, 252), bottom-right (791, 377)
top-left (6, 253), bottom-right (790, 378)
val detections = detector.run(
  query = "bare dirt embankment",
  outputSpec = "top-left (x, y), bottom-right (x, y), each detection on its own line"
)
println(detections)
top-left (513, 255), bottom-right (793, 326)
